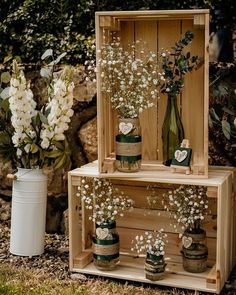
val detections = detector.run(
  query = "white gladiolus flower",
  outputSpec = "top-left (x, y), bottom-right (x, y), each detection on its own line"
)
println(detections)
top-left (40, 67), bottom-right (74, 149)
top-left (7, 59), bottom-right (74, 169)
top-left (9, 61), bottom-right (37, 152)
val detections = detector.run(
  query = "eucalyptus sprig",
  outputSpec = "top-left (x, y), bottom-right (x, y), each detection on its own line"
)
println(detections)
top-left (160, 31), bottom-right (200, 97)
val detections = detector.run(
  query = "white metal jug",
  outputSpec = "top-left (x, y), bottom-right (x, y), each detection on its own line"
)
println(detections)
top-left (9, 168), bottom-right (47, 256)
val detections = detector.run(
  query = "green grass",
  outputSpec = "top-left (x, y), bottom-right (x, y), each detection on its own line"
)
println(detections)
top-left (0, 263), bottom-right (195, 295)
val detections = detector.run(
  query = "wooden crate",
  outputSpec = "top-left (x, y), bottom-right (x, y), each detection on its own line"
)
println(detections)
top-left (68, 163), bottom-right (236, 294)
top-left (96, 10), bottom-right (209, 177)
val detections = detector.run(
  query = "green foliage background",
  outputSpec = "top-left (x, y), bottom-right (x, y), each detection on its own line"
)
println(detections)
top-left (0, 0), bottom-right (235, 64)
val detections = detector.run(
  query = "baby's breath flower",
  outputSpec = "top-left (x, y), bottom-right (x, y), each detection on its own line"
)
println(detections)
top-left (99, 37), bottom-right (162, 118)
top-left (162, 185), bottom-right (208, 231)
top-left (77, 177), bottom-right (134, 224)
top-left (131, 230), bottom-right (168, 257)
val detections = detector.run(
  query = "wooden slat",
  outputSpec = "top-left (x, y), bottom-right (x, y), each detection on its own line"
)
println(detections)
top-left (96, 10), bottom-right (210, 17)
top-left (70, 163), bottom-right (232, 187)
top-left (73, 250), bottom-right (93, 269)
top-left (181, 19), bottom-right (206, 176)
top-left (96, 13), bottom-right (105, 173)
top-left (135, 20), bottom-right (158, 161)
top-left (72, 254), bottom-right (216, 293)
top-left (216, 180), bottom-right (227, 293)
top-left (68, 172), bottom-right (82, 270)
top-left (116, 208), bottom-right (217, 238)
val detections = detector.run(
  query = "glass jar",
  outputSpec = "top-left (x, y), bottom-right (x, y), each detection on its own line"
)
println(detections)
top-left (93, 221), bottom-right (120, 270)
top-left (115, 117), bottom-right (142, 172)
top-left (181, 228), bottom-right (208, 273)
top-left (145, 253), bottom-right (166, 281)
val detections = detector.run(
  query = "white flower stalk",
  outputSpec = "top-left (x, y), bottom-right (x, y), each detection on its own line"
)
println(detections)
top-left (77, 177), bottom-right (134, 224)
top-left (99, 37), bottom-right (163, 118)
top-left (131, 229), bottom-right (167, 256)
top-left (9, 60), bottom-right (37, 149)
top-left (40, 67), bottom-right (74, 149)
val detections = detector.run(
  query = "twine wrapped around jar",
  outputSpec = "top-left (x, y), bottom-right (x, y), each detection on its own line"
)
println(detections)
top-left (145, 253), bottom-right (166, 281)
top-left (115, 117), bottom-right (142, 172)
top-left (181, 228), bottom-right (208, 273)
top-left (93, 221), bottom-right (120, 270)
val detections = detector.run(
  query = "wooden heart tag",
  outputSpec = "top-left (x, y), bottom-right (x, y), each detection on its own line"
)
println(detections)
top-left (174, 150), bottom-right (188, 162)
top-left (119, 122), bottom-right (133, 135)
top-left (96, 227), bottom-right (109, 239)
top-left (182, 236), bottom-right (193, 248)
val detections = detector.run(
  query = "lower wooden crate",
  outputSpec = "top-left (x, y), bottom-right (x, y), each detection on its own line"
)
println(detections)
top-left (68, 163), bottom-right (236, 294)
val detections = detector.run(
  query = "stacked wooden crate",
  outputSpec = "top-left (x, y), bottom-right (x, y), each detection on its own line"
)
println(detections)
top-left (68, 10), bottom-right (236, 294)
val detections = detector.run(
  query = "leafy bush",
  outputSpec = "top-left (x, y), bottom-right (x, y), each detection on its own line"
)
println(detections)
top-left (209, 63), bottom-right (236, 165)
top-left (0, 0), bottom-right (235, 64)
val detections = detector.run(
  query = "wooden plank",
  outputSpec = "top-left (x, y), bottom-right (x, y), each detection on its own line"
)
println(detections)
top-left (206, 264), bottom-right (217, 290)
top-left (216, 181), bottom-right (227, 293)
top-left (72, 254), bottom-right (216, 293)
top-left (96, 10), bottom-right (210, 17)
top-left (135, 20), bottom-right (158, 161)
top-left (73, 250), bottom-right (93, 269)
top-left (203, 13), bottom-right (210, 176)
top-left (116, 208), bottom-right (217, 238)
top-left (193, 14), bottom-right (205, 28)
top-left (68, 172), bottom-right (82, 270)
top-left (96, 13), bottom-right (105, 173)
top-left (224, 175), bottom-right (233, 276)
top-left (181, 19), bottom-right (206, 176)
top-left (70, 164), bottom-right (232, 187)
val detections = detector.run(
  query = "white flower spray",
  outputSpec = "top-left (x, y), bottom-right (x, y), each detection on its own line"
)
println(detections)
top-left (148, 185), bottom-right (208, 232)
top-left (131, 229), bottom-right (168, 256)
top-left (77, 177), bottom-right (134, 225)
top-left (98, 36), bottom-right (164, 118)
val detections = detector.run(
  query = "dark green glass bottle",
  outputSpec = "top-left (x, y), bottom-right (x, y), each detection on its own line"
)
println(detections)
top-left (162, 94), bottom-right (184, 166)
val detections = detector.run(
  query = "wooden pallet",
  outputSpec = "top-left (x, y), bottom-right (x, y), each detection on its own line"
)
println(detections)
top-left (96, 10), bottom-right (209, 177)
top-left (68, 163), bottom-right (236, 294)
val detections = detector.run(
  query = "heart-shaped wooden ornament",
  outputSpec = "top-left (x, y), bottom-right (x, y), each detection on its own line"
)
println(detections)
top-left (174, 150), bottom-right (188, 162)
top-left (96, 227), bottom-right (109, 239)
top-left (182, 236), bottom-right (193, 248)
top-left (119, 122), bottom-right (133, 135)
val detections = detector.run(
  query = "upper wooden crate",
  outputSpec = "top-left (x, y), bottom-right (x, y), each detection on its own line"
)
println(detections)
top-left (96, 10), bottom-right (209, 178)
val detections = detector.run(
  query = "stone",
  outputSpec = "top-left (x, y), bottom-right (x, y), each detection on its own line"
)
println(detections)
top-left (73, 66), bottom-right (96, 102)
top-left (79, 117), bottom-right (98, 162)
top-left (46, 193), bottom-right (68, 234)
top-left (0, 198), bottom-right (11, 222)
top-left (61, 209), bottom-right (69, 236)
top-left (70, 273), bottom-right (87, 281)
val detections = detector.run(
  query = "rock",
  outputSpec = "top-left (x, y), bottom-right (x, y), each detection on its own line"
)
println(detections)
top-left (46, 193), bottom-right (68, 234)
top-left (79, 117), bottom-right (98, 162)
top-left (44, 167), bottom-right (68, 196)
top-left (0, 199), bottom-right (11, 222)
top-left (61, 209), bottom-right (69, 236)
top-left (0, 160), bottom-right (14, 190)
top-left (70, 273), bottom-right (87, 281)
top-left (73, 66), bottom-right (96, 102)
